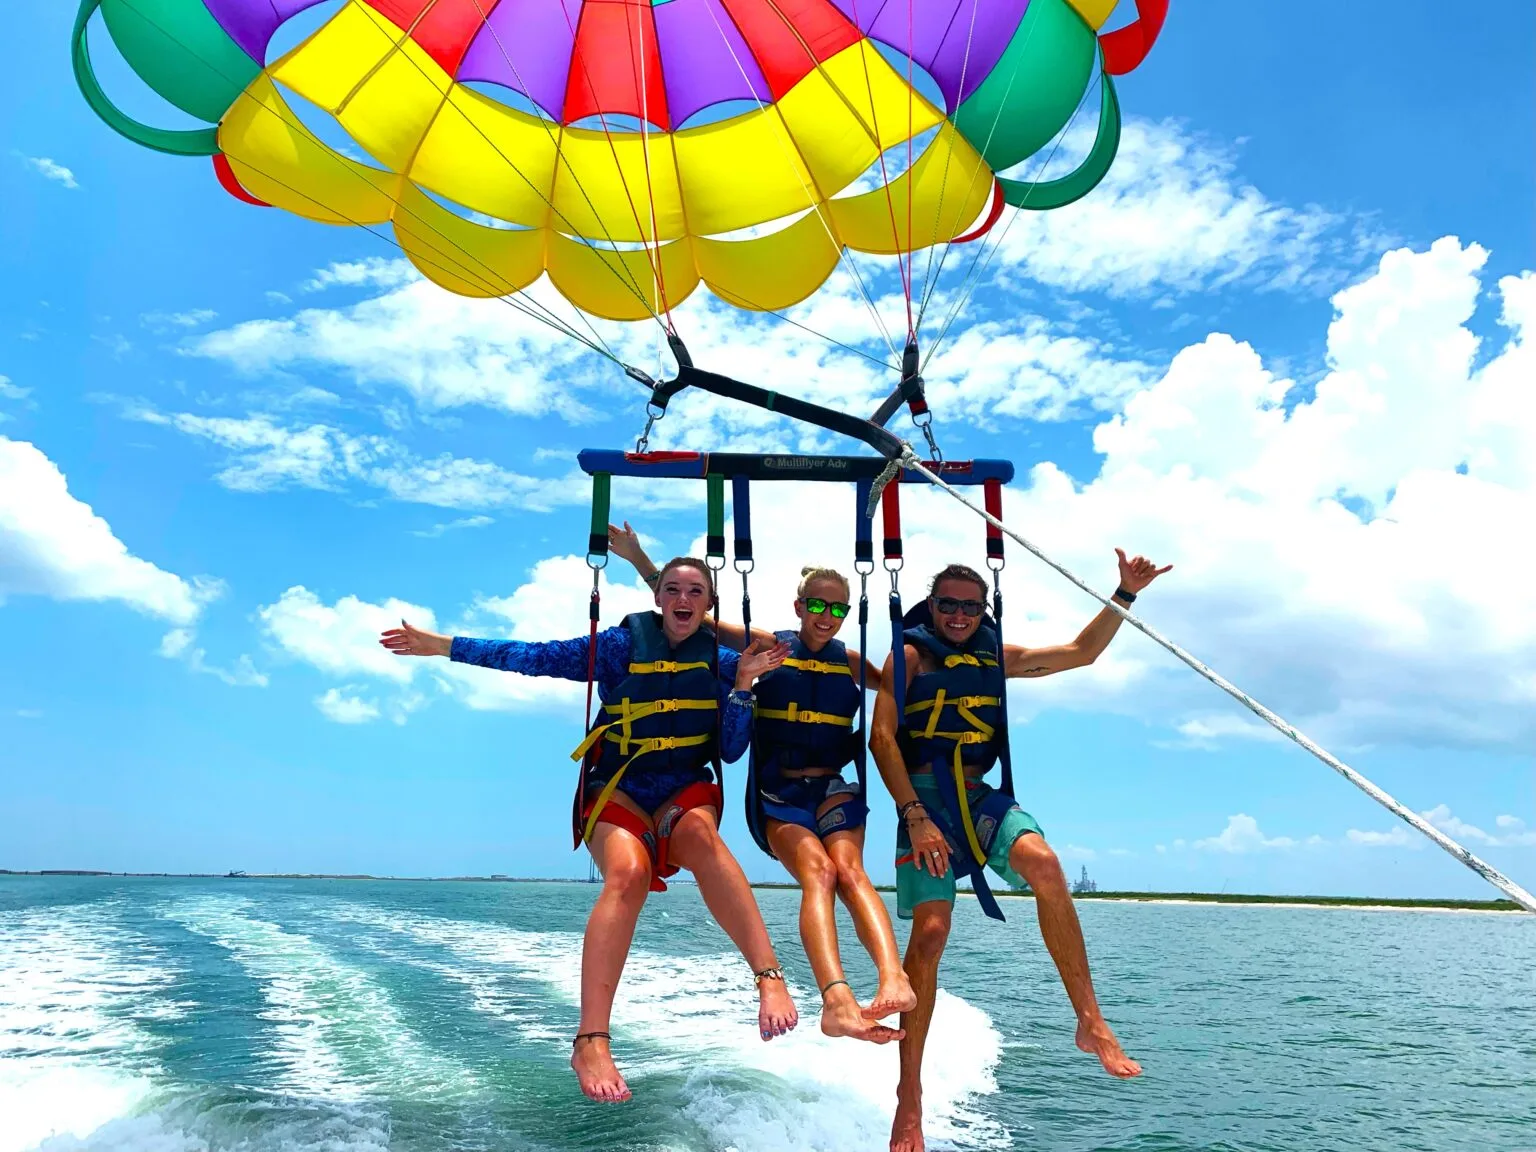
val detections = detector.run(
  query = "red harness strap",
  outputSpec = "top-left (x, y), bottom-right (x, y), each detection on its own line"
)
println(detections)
top-left (582, 780), bottom-right (723, 892)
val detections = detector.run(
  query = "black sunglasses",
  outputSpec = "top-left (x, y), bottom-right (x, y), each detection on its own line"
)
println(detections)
top-left (934, 596), bottom-right (985, 617)
top-left (802, 597), bottom-right (850, 619)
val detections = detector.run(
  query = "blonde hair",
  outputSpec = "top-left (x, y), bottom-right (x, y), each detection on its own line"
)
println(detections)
top-left (796, 565), bottom-right (850, 600)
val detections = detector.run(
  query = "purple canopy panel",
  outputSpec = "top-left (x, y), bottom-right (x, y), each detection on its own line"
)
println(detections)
top-left (457, 0), bottom-right (586, 120)
top-left (655, 0), bottom-right (772, 126)
top-left (824, 0), bottom-right (1029, 111)
top-left (203, 0), bottom-right (336, 65)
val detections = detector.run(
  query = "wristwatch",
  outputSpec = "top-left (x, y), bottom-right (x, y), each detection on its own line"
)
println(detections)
top-left (729, 688), bottom-right (755, 706)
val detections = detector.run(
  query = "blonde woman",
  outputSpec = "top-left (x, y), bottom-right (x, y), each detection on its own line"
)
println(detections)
top-left (609, 523), bottom-right (916, 1045)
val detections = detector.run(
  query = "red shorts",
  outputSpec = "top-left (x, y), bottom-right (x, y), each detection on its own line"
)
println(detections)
top-left (582, 780), bottom-right (723, 892)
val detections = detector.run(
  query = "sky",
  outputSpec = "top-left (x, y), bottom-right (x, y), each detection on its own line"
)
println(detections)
top-left (1, 0), bottom-right (1533, 901)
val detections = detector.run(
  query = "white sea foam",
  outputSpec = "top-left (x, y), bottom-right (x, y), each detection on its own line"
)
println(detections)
top-left (328, 904), bottom-right (1009, 1150)
top-left (163, 896), bottom-right (480, 1104)
top-left (0, 906), bottom-right (177, 1152)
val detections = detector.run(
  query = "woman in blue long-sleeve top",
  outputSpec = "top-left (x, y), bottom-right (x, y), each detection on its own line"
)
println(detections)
top-left (380, 556), bottom-right (797, 1104)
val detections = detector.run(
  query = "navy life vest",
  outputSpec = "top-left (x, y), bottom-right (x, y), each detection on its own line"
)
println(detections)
top-left (753, 630), bottom-right (862, 777)
top-left (571, 612), bottom-right (721, 845)
top-left (897, 622), bottom-right (1006, 777)
top-left (896, 617), bottom-right (1015, 922)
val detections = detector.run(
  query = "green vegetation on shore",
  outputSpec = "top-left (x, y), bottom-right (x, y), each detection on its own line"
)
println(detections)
top-left (5, 870), bottom-right (1517, 911)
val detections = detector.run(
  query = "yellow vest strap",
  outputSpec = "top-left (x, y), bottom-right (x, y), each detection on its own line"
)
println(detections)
top-left (943, 653), bottom-right (998, 668)
top-left (781, 657), bottom-right (853, 676)
top-left (627, 659), bottom-right (711, 674)
top-left (573, 732), bottom-right (713, 843)
top-left (755, 703), bottom-right (855, 727)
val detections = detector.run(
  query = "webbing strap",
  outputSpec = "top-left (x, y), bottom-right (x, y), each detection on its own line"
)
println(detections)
top-left (756, 704), bottom-right (855, 727)
top-left (881, 479), bottom-right (903, 561)
top-left (706, 472), bottom-right (726, 561)
top-left (589, 472), bottom-right (612, 560)
top-left (942, 653), bottom-right (998, 668)
top-left (733, 475), bottom-right (753, 635)
top-left (782, 657), bottom-right (854, 676)
top-left (627, 660), bottom-right (710, 674)
top-left (576, 733), bottom-right (712, 843)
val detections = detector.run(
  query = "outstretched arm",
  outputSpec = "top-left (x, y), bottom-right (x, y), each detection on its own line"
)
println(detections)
top-left (1003, 548), bottom-right (1172, 678)
top-left (380, 620), bottom-right (629, 682)
top-left (870, 649), bottom-right (949, 876)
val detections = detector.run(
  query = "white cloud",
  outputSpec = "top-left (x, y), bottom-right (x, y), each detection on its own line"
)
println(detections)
top-left (141, 309), bottom-right (218, 332)
top-left (316, 687), bottom-right (382, 724)
top-left (0, 377), bottom-right (29, 401)
top-left (159, 627), bottom-right (268, 687)
top-left (256, 558), bottom-right (658, 720)
top-left (23, 156), bottom-right (78, 189)
top-left (1346, 826), bottom-right (1419, 849)
top-left (1421, 805), bottom-right (1536, 848)
top-left (993, 118), bottom-right (1344, 297)
top-left (454, 237), bottom-right (1536, 762)
top-left (1193, 814), bottom-right (1297, 853)
top-left (412, 515), bottom-right (494, 538)
top-left (0, 436), bottom-right (210, 624)
top-left (302, 258), bottom-right (419, 294)
top-left (127, 408), bottom-right (586, 511)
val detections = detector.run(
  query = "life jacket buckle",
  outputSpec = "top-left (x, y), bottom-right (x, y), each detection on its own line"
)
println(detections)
top-left (957, 731), bottom-right (988, 744)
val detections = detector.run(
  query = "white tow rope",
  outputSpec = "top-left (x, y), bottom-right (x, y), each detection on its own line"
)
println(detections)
top-left (905, 448), bottom-right (1536, 914)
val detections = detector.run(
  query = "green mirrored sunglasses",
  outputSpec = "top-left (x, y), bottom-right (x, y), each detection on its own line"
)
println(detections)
top-left (802, 597), bottom-right (850, 619)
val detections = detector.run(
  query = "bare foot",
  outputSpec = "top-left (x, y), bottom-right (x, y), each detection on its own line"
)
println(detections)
top-left (1075, 1016), bottom-right (1142, 1078)
top-left (890, 1089), bottom-right (925, 1152)
top-left (821, 995), bottom-right (904, 1044)
top-left (571, 1033), bottom-right (631, 1102)
top-left (864, 969), bottom-right (918, 1020)
top-left (758, 975), bottom-right (799, 1041)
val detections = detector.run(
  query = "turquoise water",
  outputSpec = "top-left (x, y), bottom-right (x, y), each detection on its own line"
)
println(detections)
top-left (2, 877), bottom-right (1532, 1151)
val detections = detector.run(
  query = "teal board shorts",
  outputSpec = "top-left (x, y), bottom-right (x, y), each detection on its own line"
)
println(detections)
top-left (895, 774), bottom-right (1043, 920)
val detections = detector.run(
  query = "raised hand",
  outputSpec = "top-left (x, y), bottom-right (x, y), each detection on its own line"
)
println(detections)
top-left (606, 521), bottom-right (649, 569)
top-left (1115, 548), bottom-right (1173, 595)
top-left (735, 636), bottom-right (791, 688)
top-left (379, 619), bottom-right (452, 658)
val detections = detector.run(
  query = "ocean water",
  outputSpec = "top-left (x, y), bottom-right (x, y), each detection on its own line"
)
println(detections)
top-left (1, 877), bottom-right (1532, 1152)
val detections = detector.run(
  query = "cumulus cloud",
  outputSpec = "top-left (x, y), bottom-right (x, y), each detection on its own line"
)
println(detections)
top-left (158, 628), bottom-right (268, 687)
top-left (1194, 814), bottom-right (1298, 853)
top-left (141, 309), bottom-right (218, 333)
top-left (376, 236), bottom-right (1536, 760)
top-left (993, 118), bottom-right (1345, 297)
top-left (1346, 826), bottom-right (1418, 849)
top-left (126, 408), bottom-right (587, 511)
top-left (1421, 805), bottom-right (1536, 848)
top-left (0, 436), bottom-right (211, 624)
top-left (22, 156), bottom-right (77, 189)
top-left (411, 515), bottom-right (494, 538)
top-left (316, 687), bottom-right (382, 724)
top-left (255, 558), bottom-right (658, 720)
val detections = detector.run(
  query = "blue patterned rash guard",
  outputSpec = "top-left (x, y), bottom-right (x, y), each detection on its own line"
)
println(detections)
top-left (449, 628), bottom-right (753, 763)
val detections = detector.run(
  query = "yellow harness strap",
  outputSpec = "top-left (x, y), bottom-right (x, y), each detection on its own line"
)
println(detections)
top-left (576, 732), bottom-right (713, 843)
top-left (781, 657), bottom-right (854, 676)
top-left (755, 700), bottom-right (855, 727)
top-left (942, 653), bottom-right (999, 669)
top-left (904, 691), bottom-right (1000, 867)
top-left (626, 659), bottom-right (711, 674)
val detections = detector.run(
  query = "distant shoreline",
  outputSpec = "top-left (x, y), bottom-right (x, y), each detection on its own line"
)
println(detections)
top-left (1, 870), bottom-right (1521, 913)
